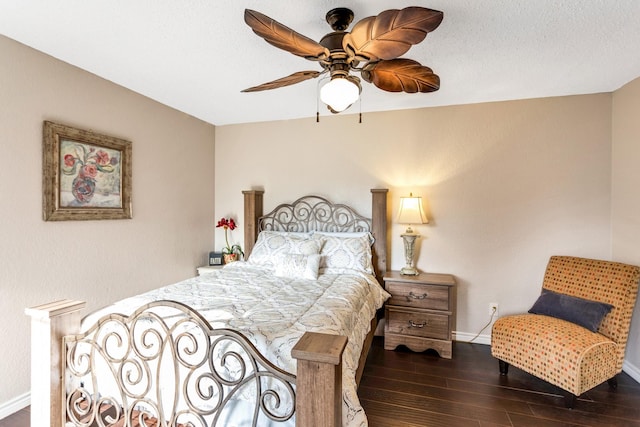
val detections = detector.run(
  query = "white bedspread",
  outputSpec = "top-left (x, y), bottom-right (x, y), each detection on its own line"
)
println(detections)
top-left (81, 261), bottom-right (390, 427)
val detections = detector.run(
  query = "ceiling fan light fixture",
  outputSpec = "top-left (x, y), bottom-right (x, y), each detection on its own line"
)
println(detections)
top-left (243, 7), bottom-right (443, 111)
top-left (320, 75), bottom-right (361, 113)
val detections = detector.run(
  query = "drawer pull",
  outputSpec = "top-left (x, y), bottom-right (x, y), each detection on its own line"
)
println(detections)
top-left (406, 291), bottom-right (428, 301)
top-left (408, 320), bottom-right (428, 328)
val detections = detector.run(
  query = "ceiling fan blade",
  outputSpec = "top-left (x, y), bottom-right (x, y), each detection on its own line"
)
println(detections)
top-left (241, 70), bottom-right (322, 92)
top-left (244, 9), bottom-right (329, 61)
top-left (343, 7), bottom-right (443, 62)
top-left (362, 59), bottom-right (439, 93)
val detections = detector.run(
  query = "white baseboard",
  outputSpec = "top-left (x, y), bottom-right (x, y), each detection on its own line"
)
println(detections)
top-left (0, 392), bottom-right (30, 420)
top-left (453, 330), bottom-right (491, 345)
top-left (623, 360), bottom-right (640, 384)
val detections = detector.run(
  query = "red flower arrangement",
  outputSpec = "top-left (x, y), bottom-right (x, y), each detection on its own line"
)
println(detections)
top-left (216, 217), bottom-right (243, 257)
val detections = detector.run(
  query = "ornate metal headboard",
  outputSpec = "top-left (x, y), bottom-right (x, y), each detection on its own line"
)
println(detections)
top-left (258, 195), bottom-right (371, 233)
top-left (243, 189), bottom-right (388, 281)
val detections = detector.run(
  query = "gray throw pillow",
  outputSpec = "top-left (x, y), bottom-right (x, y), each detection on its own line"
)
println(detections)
top-left (528, 289), bottom-right (613, 332)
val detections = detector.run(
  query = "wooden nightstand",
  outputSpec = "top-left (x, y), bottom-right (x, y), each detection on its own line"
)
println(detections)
top-left (383, 271), bottom-right (456, 358)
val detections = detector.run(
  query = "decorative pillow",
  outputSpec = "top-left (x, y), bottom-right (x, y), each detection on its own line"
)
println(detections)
top-left (248, 231), bottom-right (320, 266)
top-left (528, 289), bottom-right (613, 332)
top-left (312, 233), bottom-right (374, 274)
top-left (274, 253), bottom-right (321, 280)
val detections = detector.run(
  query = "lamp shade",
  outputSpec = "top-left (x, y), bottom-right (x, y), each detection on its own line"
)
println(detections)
top-left (320, 75), bottom-right (360, 112)
top-left (397, 194), bottom-right (428, 225)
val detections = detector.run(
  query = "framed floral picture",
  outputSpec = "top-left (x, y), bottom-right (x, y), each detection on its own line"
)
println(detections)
top-left (43, 121), bottom-right (132, 221)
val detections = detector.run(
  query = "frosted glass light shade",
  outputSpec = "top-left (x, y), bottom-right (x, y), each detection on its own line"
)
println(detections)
top-left (320, 76), bottom-right (360, 112)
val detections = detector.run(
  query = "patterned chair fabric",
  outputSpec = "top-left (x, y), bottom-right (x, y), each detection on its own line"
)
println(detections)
top-left (491, 256), bottom-right (640, 397)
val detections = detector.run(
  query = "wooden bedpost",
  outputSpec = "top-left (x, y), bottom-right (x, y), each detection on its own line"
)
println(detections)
top-left (292, 332), bottom-right (348, 427)
top-left (371, 188), bottom-right (388, 283)
top-left (242, 190), bottom-right (264, 259)
top-left (25, 299), bottom-right (86, 427)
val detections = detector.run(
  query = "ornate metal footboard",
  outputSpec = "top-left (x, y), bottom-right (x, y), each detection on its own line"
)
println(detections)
top-left (63, 300), bottom-right (297, 427)
top-left (28, 299), bottom-right (347, 427)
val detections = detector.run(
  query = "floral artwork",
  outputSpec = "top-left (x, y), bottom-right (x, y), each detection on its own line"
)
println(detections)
top-left (60, 140), bottom-right (122, 207)
top-left (43, 121), bottom-right (132, 221)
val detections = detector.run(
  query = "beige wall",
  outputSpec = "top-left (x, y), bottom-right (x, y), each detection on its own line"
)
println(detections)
top-left (612, 76), bottom-right (640, 376)
top-left (0, 35), bottom-right (215, 409)
top-left (215, 94), bottom-right (614, 342)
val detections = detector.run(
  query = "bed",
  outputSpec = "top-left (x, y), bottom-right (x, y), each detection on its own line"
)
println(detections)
top-left (27, 189), bottom-right (389, 427)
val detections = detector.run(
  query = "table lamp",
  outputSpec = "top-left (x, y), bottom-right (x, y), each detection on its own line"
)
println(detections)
top-left (397, 193), bottom-right (428, 275)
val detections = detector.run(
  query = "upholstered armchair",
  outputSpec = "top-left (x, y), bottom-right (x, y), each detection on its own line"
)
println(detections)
top-left (491, 256), bottom-right (640, 408)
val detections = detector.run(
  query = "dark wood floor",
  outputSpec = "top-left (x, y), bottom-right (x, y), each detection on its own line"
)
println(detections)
top-left (2, 337), bottom-right (640, 426)
top-left (361, 337), bottom-right (640, 426)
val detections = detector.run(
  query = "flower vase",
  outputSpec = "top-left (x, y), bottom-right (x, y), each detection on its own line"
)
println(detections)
top-left (71, 176), bottom-right (96, 203)
top-left (223, 253), bottom-right (238, 264)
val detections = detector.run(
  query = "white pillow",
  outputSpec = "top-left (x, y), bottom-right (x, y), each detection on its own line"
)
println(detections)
top-left (274, 253), bottom-right (321, 280)
top-left (312, 233), bottom-right (374, 274)
top-left (248, 231), bottom-right (320, 266)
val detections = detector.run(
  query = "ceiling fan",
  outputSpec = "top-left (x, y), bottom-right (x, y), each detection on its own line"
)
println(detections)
top-left (242, 6), bottom-right (444, 113)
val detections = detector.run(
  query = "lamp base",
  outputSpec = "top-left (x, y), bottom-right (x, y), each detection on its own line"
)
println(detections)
top-left (400, 232), bottom-right (420, 276)
top-left (400, 266), bottom-right (419, 276)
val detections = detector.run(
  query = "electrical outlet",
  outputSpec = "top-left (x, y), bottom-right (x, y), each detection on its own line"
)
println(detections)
top-left (489, 303), bottom-right (499, 317)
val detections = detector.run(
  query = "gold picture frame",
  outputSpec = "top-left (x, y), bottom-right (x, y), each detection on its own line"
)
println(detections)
top-left (43, 121), bottom-right (132, 221)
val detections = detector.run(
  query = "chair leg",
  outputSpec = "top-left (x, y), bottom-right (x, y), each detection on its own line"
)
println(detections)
top-left (561, 390), bottom-right (577, 409)
top-left (498, 360), bottom-right (509, 376)
top-left (607, 375), bottom-right (618, 390)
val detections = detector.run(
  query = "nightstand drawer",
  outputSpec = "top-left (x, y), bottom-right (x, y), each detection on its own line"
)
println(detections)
top-left (386, 306), bottom-right (449, 340)
top-left (386, 281), bottom-right (450, 311)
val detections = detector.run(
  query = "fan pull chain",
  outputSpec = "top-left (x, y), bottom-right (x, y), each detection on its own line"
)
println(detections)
top-left (316, 76), bottom-right (324, 123)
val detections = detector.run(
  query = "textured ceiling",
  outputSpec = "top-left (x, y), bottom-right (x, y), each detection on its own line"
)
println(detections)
top-left (1, 1), bottom-right (640, 126)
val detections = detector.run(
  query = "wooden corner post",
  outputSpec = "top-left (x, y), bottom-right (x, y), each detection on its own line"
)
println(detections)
top-left (242, 189), bottom-right (264, 259)
top-left (371, 188), bottom-right (388, 283)
top-left (25, 299), bottom-right (86, 427)
top-left (291, 332), bottom-right (348, 427)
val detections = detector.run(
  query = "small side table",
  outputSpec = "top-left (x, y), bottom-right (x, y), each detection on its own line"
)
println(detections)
top-left (383, 271), bottom-right (456, 358)
top-left (197, 265), bottom-right (222, 276)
